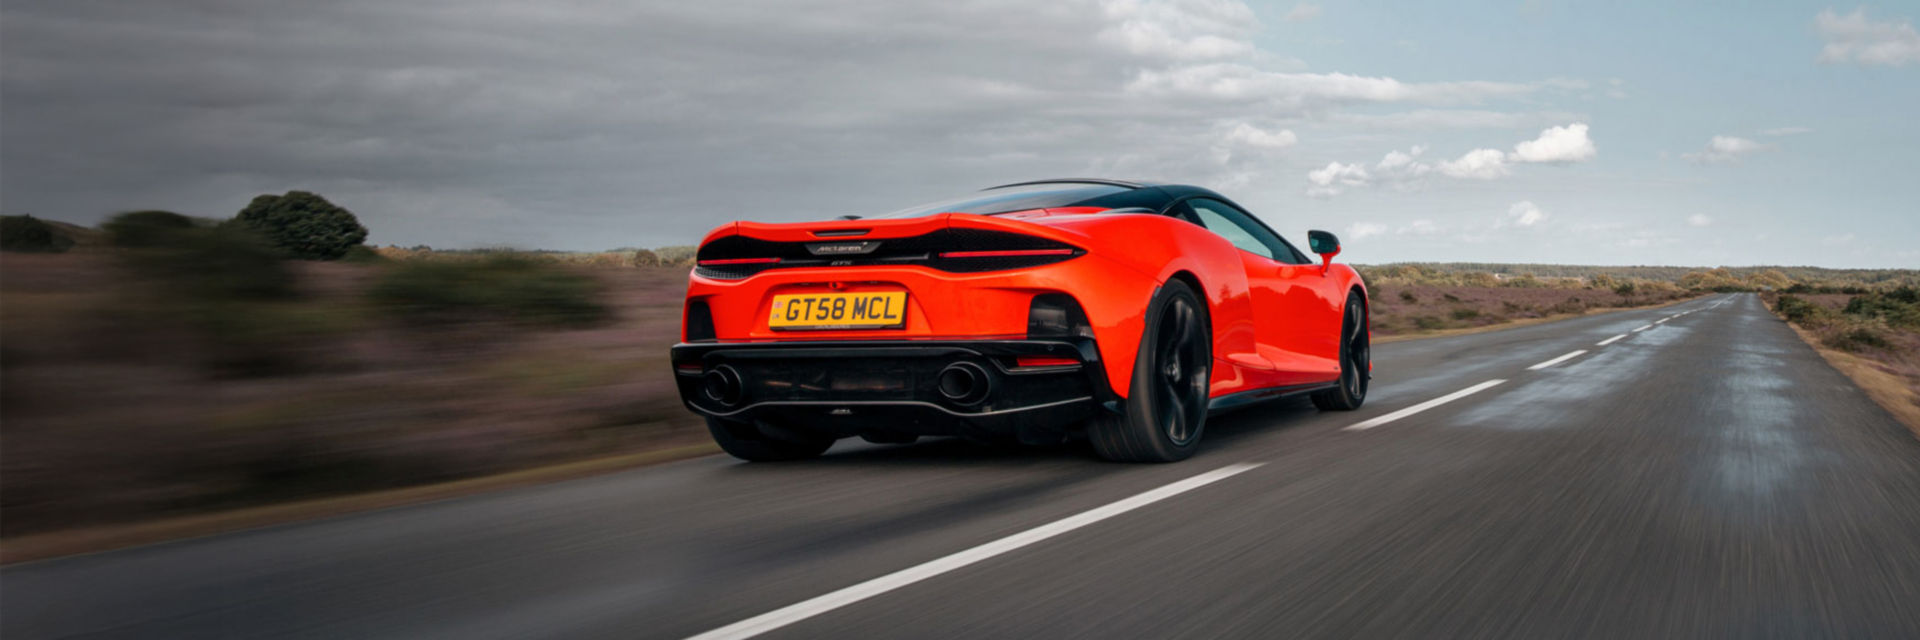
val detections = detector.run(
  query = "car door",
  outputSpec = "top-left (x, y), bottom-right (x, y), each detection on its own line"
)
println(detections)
top-left (1180, 197), bottom-right (1343, 384)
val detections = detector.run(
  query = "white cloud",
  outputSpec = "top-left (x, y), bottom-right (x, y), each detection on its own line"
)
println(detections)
top-left (1219, 122), bottom-right (1298, 149)
top-left (1508, 201), bottom-right (1547, 227)
top-left (1823, 233), bottom-right (1856, 247)
top-left (1304, 122), bottom-right (1594, 195)
top-left (1436, 148), bottom-right (1511, 179)
top-left (1123, 64), bottom-right (1537, 106)
top-left (1683, 135), bottom-right (1773, 164)
top-left (1283, 3), bottom-right (1322, 22)
top-left (1376, 145), bottom-right (1426, 170)
top-left (1815, 8), bottom-right (1920, 66)
top-left (1325, 109), bottom-right (1588, 131)
top-left (1509, 122), bottom-right (1595, 163)
top-left (1306, 161), bottom-right (1370, 197)
top-left (1098, 0), bottom-right (1259, 61)
top-left (1347, 221), bottom-right (1387, 239)
top-left (1759, 126), bottom-right (1812, 136)
top-left (1687, 214), bottom-right (1713, 227)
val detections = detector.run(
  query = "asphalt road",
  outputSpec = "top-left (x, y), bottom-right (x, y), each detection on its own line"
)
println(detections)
top-left (7, 293), bottom-right (1920, 639)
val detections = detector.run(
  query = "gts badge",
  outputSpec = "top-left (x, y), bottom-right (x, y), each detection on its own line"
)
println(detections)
top-left (806, 241), bottom-right (881, 256)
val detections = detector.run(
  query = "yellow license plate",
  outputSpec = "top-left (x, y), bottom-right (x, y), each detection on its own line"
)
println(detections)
top-left (769, 292), bottom-right (908, 330)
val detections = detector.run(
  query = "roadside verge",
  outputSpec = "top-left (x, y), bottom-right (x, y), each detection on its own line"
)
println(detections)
top-left (1778, 321), bottom-right (1920, 441)
top-left (0, 442), bottom-right (717, 565)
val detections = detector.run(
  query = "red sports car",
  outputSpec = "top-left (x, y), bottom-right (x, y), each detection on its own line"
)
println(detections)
top-left (672, 179), bottom-right (1369, 462)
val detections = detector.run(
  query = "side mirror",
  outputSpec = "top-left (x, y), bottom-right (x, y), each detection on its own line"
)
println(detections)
top-left (1307, 230), bottom-right (1340, 274)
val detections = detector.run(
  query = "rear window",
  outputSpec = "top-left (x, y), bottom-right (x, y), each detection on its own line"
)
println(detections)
top-left (876, 183), bottom-right (1130, 219)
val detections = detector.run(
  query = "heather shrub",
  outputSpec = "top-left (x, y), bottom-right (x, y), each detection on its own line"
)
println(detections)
top-left (1, 215), bottom-right (74, 253)
top-left (1824, 323), bottom-right (1891, 352)
top-left (104, 210), bottom-right (197, 248)
top-left (1842, 287), bottom-right (1920, 329)
top-left (654, 245), bottom-right (697, 266)
top-left (369, 255), bottom-right (609, 327)
top-left (124, 224), bottom-right (296, 301)
top-left (1775, 295), bottom-right (1832, 326)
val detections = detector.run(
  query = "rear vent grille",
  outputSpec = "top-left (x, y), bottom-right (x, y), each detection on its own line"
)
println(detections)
top-left (695, 229), bottom-right (1082, 279)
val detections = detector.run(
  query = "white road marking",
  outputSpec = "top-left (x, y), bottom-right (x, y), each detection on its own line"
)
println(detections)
top-left (683, 462), bottom-right (1264, 640)
top-left (1596, 334), bottom-right (1627, 346)
top-left (1633, 324), bottom-right (1653, 332)
top-left (1343, 380), bottom-right (1507, 431)
top-left (1527, 350), bottom-right (1588, 370)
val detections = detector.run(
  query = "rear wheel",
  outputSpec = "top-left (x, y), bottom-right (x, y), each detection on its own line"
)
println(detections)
top-left (706, 417), bottom-right (833, 462)
top-left (1090, 280), bottom-right (1211, 463)
top-left (1312, 291), bottom-right (1369, 411)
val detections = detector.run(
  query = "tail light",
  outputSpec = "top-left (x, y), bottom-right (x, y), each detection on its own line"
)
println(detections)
top-left (938, 249), bottom-right (1076, 259)
top-left (693, 229), bottom-right (1083, 279)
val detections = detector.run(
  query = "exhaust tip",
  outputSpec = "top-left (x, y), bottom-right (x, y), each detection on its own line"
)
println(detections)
top-left (937, 362), bottom-right (991, 405)
top-left (702, 365), bottom-right (744, 407)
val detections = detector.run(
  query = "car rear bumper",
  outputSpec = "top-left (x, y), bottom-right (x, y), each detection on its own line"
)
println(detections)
top-left (670, 339), bottom-right (1112, 442)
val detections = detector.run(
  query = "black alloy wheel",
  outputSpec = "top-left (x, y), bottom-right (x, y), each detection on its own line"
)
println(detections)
top-left (1312, 291), bottom-right (1369, 411)
top-left (1090, 279), bottom-right (1211, 462)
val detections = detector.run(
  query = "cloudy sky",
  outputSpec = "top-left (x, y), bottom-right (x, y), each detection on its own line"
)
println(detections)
top-left (3, 0), bottom-right (1916, 267)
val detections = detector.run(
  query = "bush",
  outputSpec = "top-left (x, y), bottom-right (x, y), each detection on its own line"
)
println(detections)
top-left (232, 191), bottom-right (369, 260)
top-left (1451, 307), bottom-right (1480, 320)
top-left (369, 255), bottom-right (609, 327)
top-left (121, 224), bottom-right (294, 301)
top-left (1614, 281), bottom-right (1636, 297)
top-left (1502, 274), bottom-right (1542, 288)
top-left (1412, 315), bottom-right (1446, 331)
top-left (103, 210), bottom-right (198, 248)
top-left (341, 245), bottom-right (388, 263)
top-left (1, 215), bottom-right (74, 253)
top-left (654, 245), bottom-right (697, 266)
top-left (1824, 324), bottom-right (1891, 352)
top-left (630, 249), bottom-right (662, 267)
top-left (1775, 295), bottom-right (1832, 327)
top-left (1398, 290), bottom-right (1418, 303)
top-left (1841, 287), bottom-right (1920, 330)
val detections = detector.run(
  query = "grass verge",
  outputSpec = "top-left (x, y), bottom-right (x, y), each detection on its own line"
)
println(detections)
top-left (1774, 319), bottom-right (1920, 442)
top-left (0, 442), bottom-right (717, 565)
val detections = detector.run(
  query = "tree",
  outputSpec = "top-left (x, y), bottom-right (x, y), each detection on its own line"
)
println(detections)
top-left (232, 191), bottom-right (368, 260)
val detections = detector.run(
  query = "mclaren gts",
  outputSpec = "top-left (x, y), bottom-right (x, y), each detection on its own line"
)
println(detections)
top-left (672, 179), bottom-right (1369, 462)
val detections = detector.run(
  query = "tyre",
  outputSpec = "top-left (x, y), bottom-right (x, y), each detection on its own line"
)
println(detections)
top-left (1311, 291), bottom-right (1369, 411)
top-left (1090, 279), bottom-right (1211, 462)
top-left (706, 417), bottom-right (833, 462)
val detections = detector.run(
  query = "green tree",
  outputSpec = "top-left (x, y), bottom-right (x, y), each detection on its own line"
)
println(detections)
top-left (232, 191), bottom-right (368, 260)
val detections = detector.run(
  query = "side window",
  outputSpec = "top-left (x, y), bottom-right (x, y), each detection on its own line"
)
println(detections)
top-left (1185, 198), bottom-right (1307, 264)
